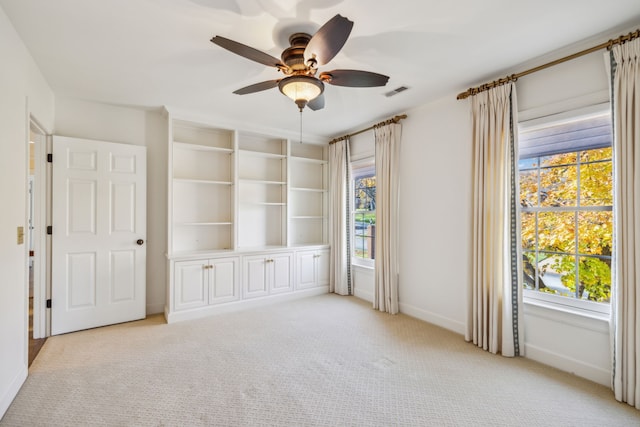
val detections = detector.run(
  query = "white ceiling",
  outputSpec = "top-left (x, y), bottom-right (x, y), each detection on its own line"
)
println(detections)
top-left (2, 0), bottom-right (639, 139)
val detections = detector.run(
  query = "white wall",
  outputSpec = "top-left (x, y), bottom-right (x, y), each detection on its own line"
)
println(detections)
top-left (0, 6), bottom-right (54, 418)
top-left (398, 96), bottom-right (471, 334)
top-left (353, 40), bottom-right (615, 386)
top-left (54, 98), bottom-right (168, 315)
top-left (350, 94), bottom-right (471, 336)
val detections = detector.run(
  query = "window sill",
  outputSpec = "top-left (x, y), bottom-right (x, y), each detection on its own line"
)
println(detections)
top-left (524, 298), bottom-right (610, 333)
top-left (352, 263), bottom-right (374, 272)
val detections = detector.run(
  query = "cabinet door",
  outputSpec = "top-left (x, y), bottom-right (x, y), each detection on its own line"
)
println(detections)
top-left (174, 259), bottom-right (209, 311)
top-left (243, 255), bottom-right (269, 299)
top-left (270, 252), bottom-right (293, 294)
top-left (296, 250), bottom-right (317, 290)
top-left (316, 249), bottom-right (330, 287)
top-left (209, 257), bottom-right (240, 305)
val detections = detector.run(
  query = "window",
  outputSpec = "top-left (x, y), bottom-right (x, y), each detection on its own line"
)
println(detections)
top-left (352, 160), bottom-right (375, 266)
top-left (519, 108), bottom-right (613, 313)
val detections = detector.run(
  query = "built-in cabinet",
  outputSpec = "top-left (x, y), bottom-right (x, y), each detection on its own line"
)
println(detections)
top-left (242, 252), bottom-right (293, 298)
top-left (296, 249), bottom-right (330, 290)
top-left (173, 257), bottom-right (240, 311)
top-left (165, 115), bottom-right (330, 323)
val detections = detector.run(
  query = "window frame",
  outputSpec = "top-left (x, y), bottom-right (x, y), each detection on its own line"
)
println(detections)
top-left (518, 103), bottom-right (612, 317)
top-left (351, 158), bottom-right (376, 268)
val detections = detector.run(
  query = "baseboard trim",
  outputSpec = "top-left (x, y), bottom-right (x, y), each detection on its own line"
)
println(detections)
top-left (399, 302), bottom-right (465, 335)
top-left (525, 343), bottom-right (611, 387)
top-left (0, 363), bottom-right (27, 419)
top-left (165, 287), bottom-right (329, 323)
top-left (354, 289), bottom-right (373, 303)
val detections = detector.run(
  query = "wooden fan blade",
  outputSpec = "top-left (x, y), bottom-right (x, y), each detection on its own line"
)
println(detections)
top-left (307, 94), bottom-right (325, 111)
top-left (320, 70), bottom-right (389, 87)
top-left (233, 80), bottom-right (280, 95)
top-left (304, 14), bottom-right (353, 66)
top-left (211, 36), bottom-right (285, 68)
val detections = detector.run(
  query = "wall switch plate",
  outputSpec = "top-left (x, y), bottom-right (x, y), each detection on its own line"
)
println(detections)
top-left (17, 226), bottom-right (24, 245)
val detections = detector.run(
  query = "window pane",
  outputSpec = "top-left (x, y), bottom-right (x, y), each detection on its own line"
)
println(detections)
top-left (521, 212), bottom-right (536, 251)
top-left (542, 254), bottom-right (576, 298)
top-left (580, 147), bottom-right (612, 163)
top-left (519, 157), bottom-right (539, 170)
top-left (354, 175), bottom-right (376, 211)
top-left (354, 235), bottom-right (367, 259)
top-left (538, 211), bottom-right (575, 253)
top-left (522, 251), bottom-right (537, 290)
top-left (580, 161), bottom-right (612, 206)
top-left (540, 165), bottom-right (577, 207)
top-left (541, 152), bottom-right (577, 167)
top-left (354, 208), bottom-right (376, 261)
top-left (578, 256), bottom-right (611, 303)
top-left (519, 170), bottom-right (538, 207)
top-left (578, 211), bottom-right (613, 255)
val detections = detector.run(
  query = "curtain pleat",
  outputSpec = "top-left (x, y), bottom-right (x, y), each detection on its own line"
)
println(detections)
top-left (329, 139), bottom-right (352, 295)
top-left (373, 123), bottom-right (401, 314)
top-left (610, 37), bottom-right (640, 409)
top-left (467, 82), bottom-right (523, 357)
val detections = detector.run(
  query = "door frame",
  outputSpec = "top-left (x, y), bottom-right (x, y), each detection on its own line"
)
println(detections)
top-left (27, 115), bottom-right (51, 339)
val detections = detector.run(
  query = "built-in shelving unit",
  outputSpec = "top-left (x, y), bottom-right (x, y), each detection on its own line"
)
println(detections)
top-left (165, 113), bottom-right (329, 323)
top-left (237, 133), bottom-right (288, 249)
top-left (170, 121), bottom-right (235, 255)
top-left (289, 142), bottom-right (328, 246)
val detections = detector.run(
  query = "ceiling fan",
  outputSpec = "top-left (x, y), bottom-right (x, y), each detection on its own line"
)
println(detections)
top-left (210, 14), bottom-right (390, 111)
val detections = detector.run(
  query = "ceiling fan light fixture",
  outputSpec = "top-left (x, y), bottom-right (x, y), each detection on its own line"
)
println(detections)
top-left (278, 75), bottom-right (324, 111)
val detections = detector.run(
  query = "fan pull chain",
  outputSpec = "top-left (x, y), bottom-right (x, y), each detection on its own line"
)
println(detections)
top-left (299, 110), bottom-right (303, 144)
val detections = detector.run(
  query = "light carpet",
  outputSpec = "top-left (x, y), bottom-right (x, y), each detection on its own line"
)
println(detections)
top-left (2, 294), bottom-right (639, 426)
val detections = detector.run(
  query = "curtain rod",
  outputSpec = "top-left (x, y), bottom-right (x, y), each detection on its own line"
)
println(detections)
top-left (456, 28), bottom-right (640, 100)
top-left (329, 114), bottom-right (408, 145)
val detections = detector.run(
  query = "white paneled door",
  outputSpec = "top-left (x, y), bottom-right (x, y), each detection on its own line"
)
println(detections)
top-left (51, 136), bottom-right (146, 335)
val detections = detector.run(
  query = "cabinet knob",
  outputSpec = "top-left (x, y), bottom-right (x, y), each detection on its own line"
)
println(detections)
top-left (136, 239), bottom-right (144, 246)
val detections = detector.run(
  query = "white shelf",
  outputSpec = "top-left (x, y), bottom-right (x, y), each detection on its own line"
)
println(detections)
top-left (174, 178), bottom-right (233, 185)
top-left (290, 187), bottom-right (326, 193)
top-left (176, 222), bottom-right (233, 226)
top-left (238, 149), bottom-right (286, 159)
top-left (290, 156), bottom-right (327, 165)
top-left (240, 202), bottom-right (286, 206)
top-left (239, 179), bottom-right (286, 185)
top-left (173, 142), bottom-right (233, 153)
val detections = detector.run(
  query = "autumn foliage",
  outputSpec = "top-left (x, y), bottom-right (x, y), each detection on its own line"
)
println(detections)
top-left (520, 147), bottom-right (612, 303)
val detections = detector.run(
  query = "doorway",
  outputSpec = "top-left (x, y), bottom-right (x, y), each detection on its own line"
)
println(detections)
top-left (28, 119), bottom-right (48, 366)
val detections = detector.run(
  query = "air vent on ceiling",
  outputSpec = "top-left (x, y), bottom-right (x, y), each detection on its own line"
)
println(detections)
top-left (385, 86), bottom-right (409, 97)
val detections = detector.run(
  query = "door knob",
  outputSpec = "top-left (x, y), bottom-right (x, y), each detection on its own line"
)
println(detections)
top-left (136, 239), bottom-right (144, 245)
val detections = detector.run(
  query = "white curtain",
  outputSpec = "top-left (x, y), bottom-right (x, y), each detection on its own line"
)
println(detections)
top-left (328, 139), bottom-right (352, 295)
top-left (467, 82), bottom-right (524, 357)
top-left (610, 37), bottom-right (640, 409)
top-left (373, 123), bottom-right (401, 314)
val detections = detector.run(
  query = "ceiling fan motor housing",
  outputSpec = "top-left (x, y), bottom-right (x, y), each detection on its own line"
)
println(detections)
top-left (282, 33), bottom-right (313, 71)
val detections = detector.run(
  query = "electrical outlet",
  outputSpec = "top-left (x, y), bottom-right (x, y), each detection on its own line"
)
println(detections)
top-left (17, 226), bottom-right (24, 245)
